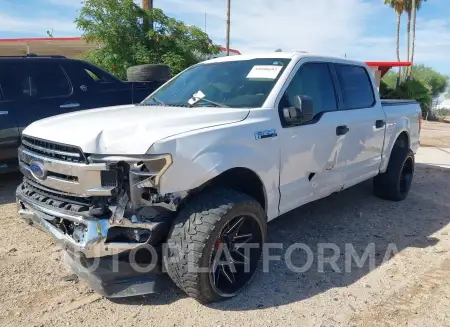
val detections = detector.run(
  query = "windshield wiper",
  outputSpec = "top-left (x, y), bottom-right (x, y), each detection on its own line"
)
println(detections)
top-left (188, 90), bottom-right (230, 108)
top-left (189, 98), bottom-right (230, 108)
top-left (141, 96), bottom-right (165, 106)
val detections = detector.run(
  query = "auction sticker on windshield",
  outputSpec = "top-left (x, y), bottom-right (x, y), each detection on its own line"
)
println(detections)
top-left (246, 65), bottom-right (283, 79)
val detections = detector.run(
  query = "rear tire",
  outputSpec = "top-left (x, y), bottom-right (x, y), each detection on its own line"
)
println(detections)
top-left (373, 146), bottom-right (415, 201)
top-left (164, 188), bottom-right (266, 304)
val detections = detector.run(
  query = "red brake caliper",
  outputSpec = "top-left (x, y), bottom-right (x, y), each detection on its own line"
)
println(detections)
top-left (215, 238), bottom-right (222, 250)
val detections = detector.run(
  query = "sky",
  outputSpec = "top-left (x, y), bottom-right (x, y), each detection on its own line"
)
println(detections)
top-left (1, 0), bottom-right (450, 75)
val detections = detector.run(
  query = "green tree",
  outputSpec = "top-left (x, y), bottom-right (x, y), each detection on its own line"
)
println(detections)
top-left (382, 70), bottom-right (398, 89)
top-left (380, 78), bottom-right (432, 114)
top-left (412, 64), bottom-right (448, 99)
top-left (381, 65), bottom-right (448, 114)
top-left (75, 0), bottom-right (220, 79)
top-left (383, 65), bottom-right (447, 99)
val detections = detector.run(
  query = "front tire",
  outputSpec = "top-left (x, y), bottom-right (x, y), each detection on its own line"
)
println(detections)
top-left (374, 146), bottom-right (415, 201)
top-left (164, 188), bottom-right (267, 304)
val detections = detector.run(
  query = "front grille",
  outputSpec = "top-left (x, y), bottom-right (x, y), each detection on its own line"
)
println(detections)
top-left (20, 178), bottom-right (92, 213)
top-left (101, 170), bottom-right (118, 187)
top-left (21, 136), bottom-right (87, 163)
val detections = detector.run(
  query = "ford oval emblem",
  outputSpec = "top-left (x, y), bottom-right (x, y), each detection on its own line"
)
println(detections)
top-left (29, 161), bottom-right (47, 180)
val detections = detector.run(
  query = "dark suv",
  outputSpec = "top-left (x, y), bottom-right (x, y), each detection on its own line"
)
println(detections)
top-left (0, 55), bottom-right (163, 173)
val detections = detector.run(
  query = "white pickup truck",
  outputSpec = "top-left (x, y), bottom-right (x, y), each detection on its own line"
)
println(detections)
top-left (16, 52), bottom-right (421, 303)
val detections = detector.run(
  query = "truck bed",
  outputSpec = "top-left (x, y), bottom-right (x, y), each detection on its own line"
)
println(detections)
top-left (381, 99), bottom-right (418, 106)
top-left (381, 99), bottom-right (421, 162)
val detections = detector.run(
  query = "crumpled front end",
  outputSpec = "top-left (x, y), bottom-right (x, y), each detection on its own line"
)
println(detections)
top-left (15, 136), bottom-right (185, 297)
top-left (16, 136), bottom-right (181, 260)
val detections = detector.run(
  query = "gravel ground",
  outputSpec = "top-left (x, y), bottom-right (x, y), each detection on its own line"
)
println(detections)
top-left (1, 126), bottom-right (450, 326)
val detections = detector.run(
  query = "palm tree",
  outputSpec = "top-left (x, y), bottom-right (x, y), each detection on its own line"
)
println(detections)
top-left (384, 0), bottom-right (405, 79)
top-left (404, 1), bottom-right (412, 78)
top-left (409, 0), bottom-right (427, 75)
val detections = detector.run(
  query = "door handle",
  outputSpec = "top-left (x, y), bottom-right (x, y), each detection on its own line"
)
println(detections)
top-left (336, 125), bottom-right (349, 136)
top-left (375, 119), bottom-right (385, 128)
top-left (0, 111), bottom-right (8, 115)
top-left (60, 103), bottom-right (80, 109)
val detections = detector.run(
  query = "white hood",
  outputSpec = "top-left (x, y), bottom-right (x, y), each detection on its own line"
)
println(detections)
top-left (23, 104), bottom-right (249, 154)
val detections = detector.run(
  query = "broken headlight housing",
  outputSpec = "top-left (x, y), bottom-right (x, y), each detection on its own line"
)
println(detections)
top-left (129, 154), bottom-right (173, 189)
top-left (88, 153), bottom-right (173, 215)
top-left (88, 153), bottom-right (172, 190)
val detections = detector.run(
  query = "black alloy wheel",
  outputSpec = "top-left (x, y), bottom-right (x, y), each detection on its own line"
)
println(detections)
top-left (209, 214), bottom-right (264, 297)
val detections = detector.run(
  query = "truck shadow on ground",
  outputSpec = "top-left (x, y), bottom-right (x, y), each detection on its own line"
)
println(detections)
top-left (210, 162), bottom-right (450, 311)
top-left (0, 172), bottom-right (22, 205)
top-left (112, 163), bottom-right (450, 309)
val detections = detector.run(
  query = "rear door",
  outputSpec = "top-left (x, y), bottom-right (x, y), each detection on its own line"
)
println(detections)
top-left (14, 60), bottom-right (79, 128)
top-left (333, 63), bottom-right (386, 187)
top-left (63, 61), bottom-right (131, 109)
top-left (0, 61), bottom-right (21, 171)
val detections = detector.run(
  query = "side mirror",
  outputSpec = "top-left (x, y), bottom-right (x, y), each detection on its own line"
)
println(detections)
top-left (283, 95), bottom-right (314, 124)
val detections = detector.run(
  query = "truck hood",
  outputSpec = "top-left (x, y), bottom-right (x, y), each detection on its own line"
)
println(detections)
top-left (23, 104), bottom-right (249, 154)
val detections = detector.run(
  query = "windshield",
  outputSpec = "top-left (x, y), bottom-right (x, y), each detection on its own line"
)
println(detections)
top-left (141, 58), bottom-right (291, 108)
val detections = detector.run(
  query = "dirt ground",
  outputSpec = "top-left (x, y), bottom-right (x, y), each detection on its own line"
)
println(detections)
top-left (1, 123), bottom-right (450, 327)
top-left (419, 120), bottom-right (450, 148)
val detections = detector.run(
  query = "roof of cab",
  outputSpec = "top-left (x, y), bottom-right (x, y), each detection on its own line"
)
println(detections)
top-left (201, 52), bottom-right (366, 67)
top-left (203, 52), bottom-right (298, 64)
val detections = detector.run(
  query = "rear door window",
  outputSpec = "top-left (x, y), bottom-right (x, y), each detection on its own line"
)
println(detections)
top-left (24, 63), bottom-right (72, 98)
top-left (335, 64), bottom-right (375, 109)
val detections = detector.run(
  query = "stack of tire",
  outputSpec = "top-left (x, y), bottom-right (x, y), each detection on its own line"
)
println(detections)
top-left (126, 64), bottom-right (171, 82)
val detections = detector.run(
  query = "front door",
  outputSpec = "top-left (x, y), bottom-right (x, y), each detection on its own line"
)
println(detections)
top-left (333, 63), bottom-right (386, 187)
top-left (277, 61), bottom-right (351, 215)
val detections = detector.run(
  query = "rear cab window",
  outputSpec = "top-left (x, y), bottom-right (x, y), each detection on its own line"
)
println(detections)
top-left (85, 69), bottom-right (102, 81)
top-left (335, 64), bottom-right (375, 109)
top-left (74, 62), bottom-right (118, 84)
top-left (83, 67), bottom-right (115, 83)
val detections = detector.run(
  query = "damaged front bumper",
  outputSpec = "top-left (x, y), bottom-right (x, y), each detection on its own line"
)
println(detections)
top-left (15, 138), bottom-right (180, 297)
top-left (63, 248), bottom-right (167, 298)
top-left (16, 187), bottom-right (170, 258)
top-left (16, 186), bottom-right (171, 297)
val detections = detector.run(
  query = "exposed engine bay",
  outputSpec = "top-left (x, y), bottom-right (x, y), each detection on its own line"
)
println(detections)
top-left (87, 159), bottom-right (188, 231)
top-left (17, 154), bottom-right (189, 250)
